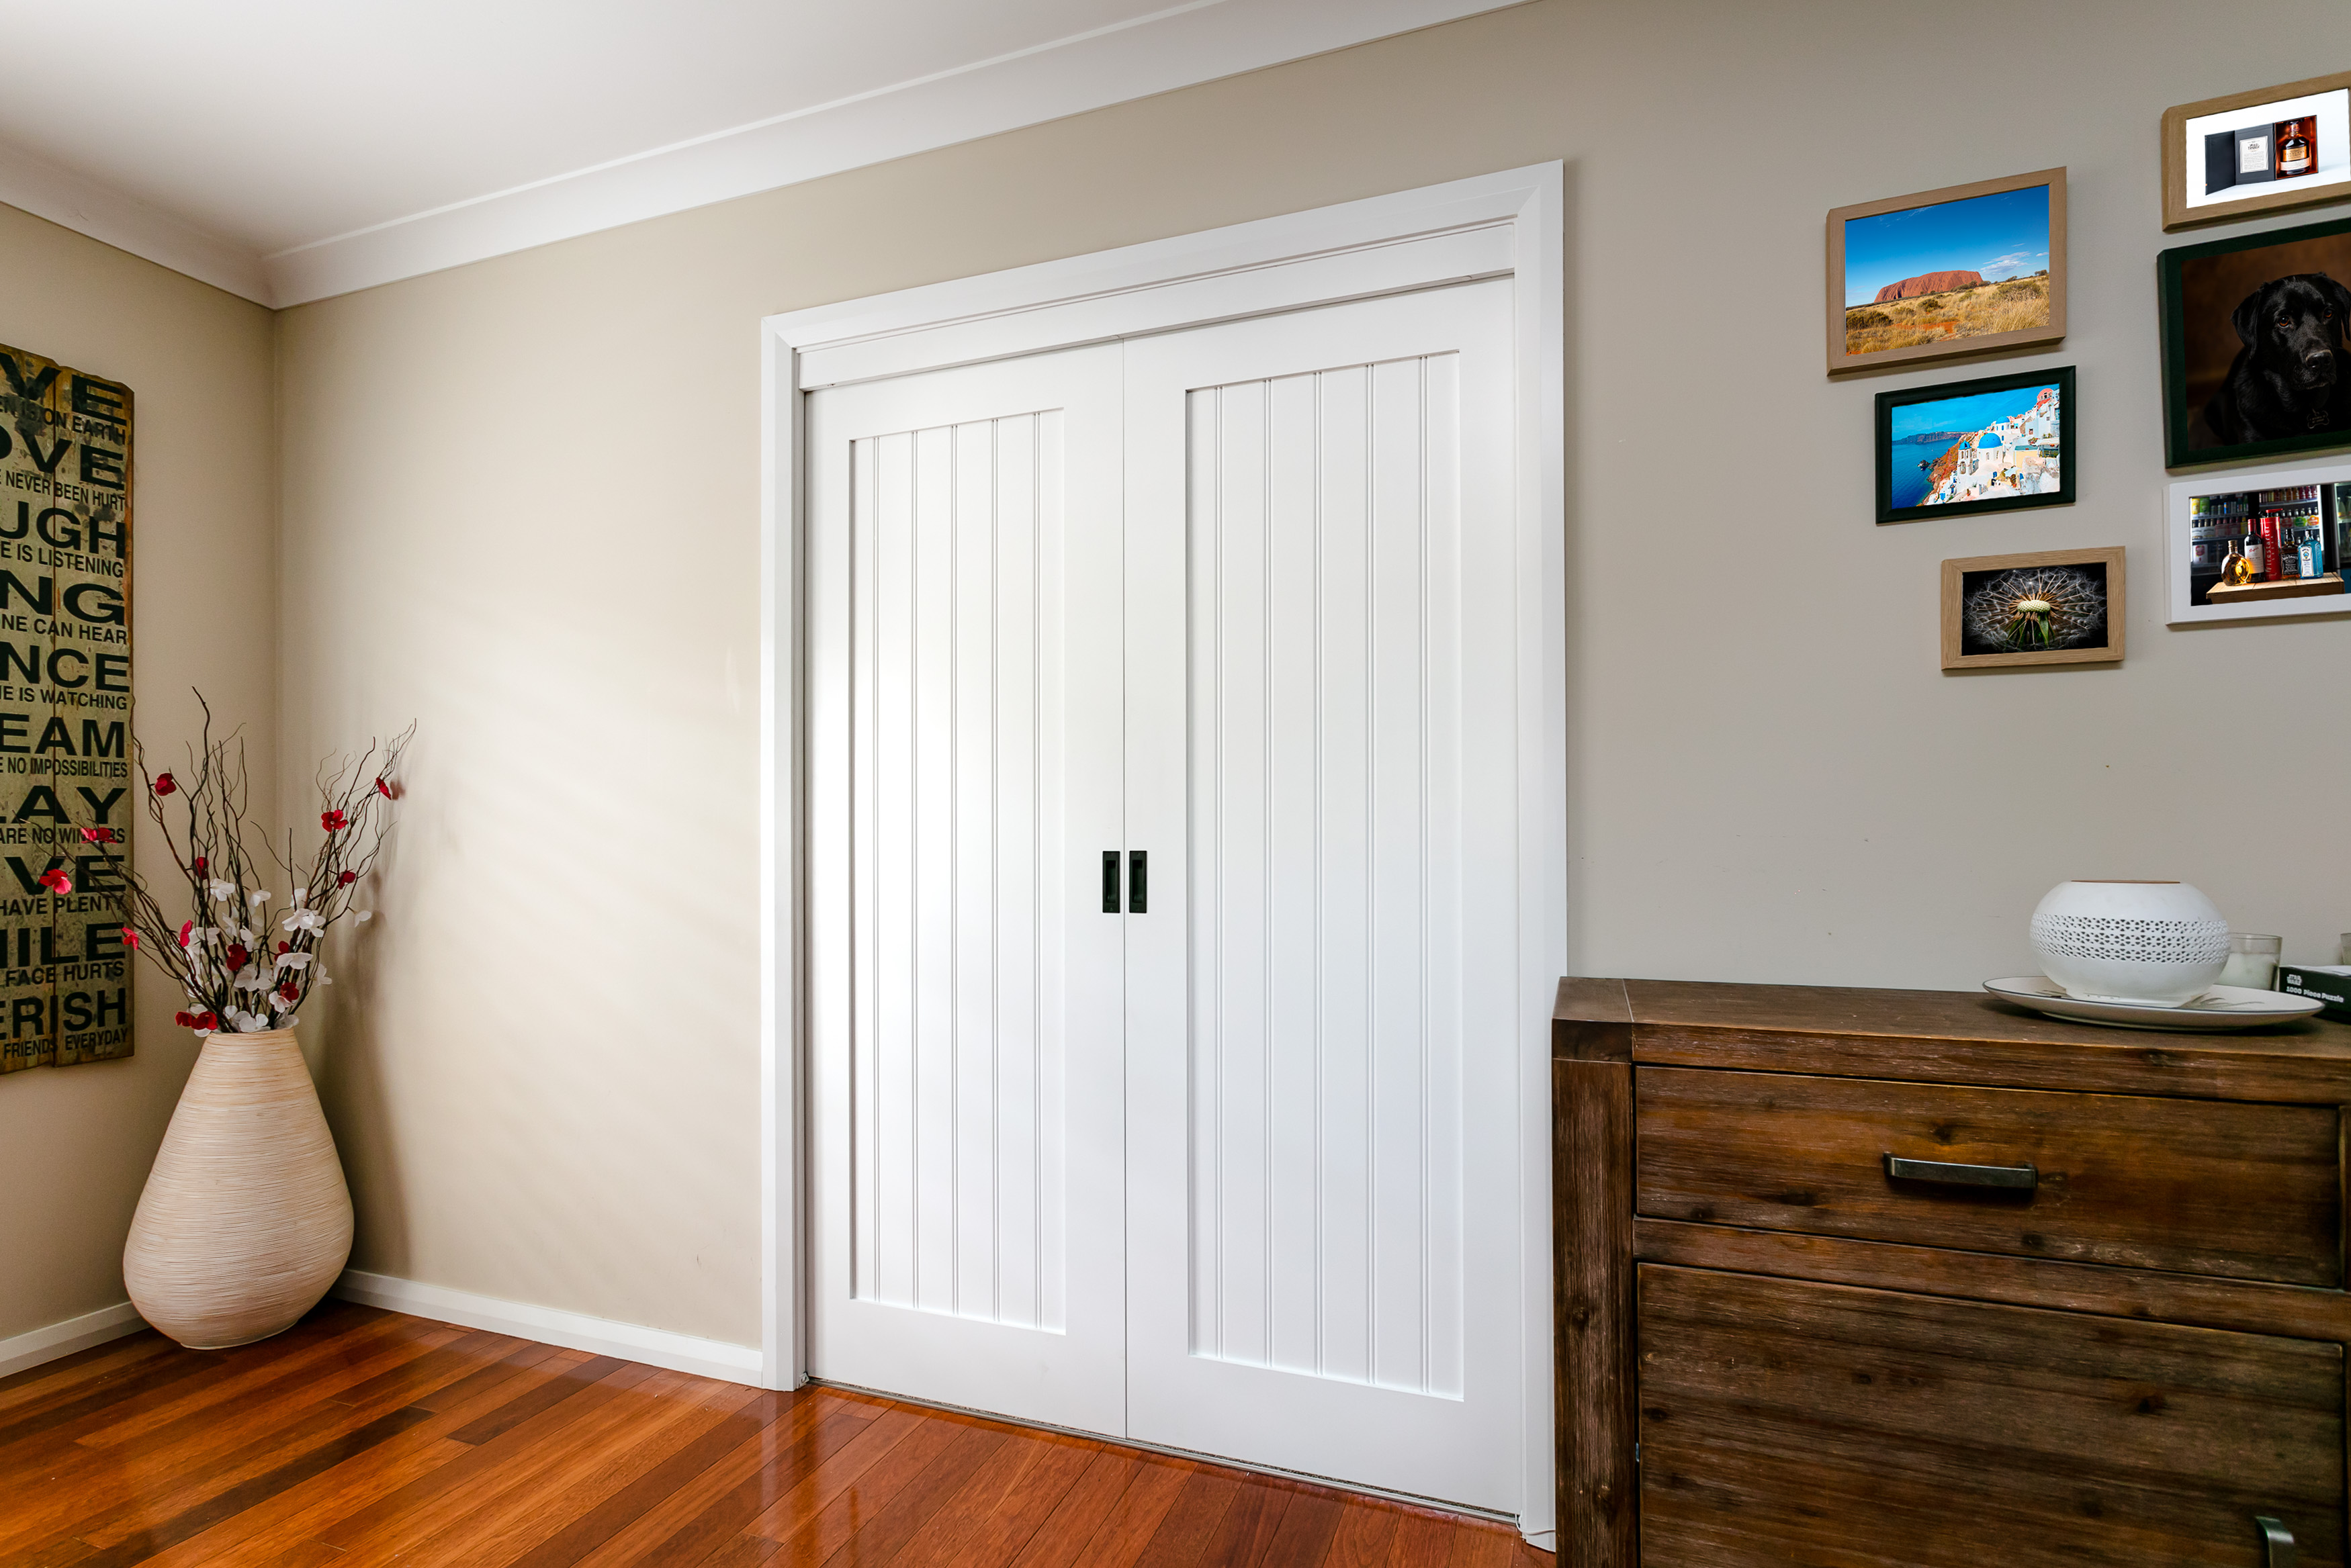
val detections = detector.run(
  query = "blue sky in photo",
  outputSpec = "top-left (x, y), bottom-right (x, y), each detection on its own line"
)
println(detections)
top-left (1844, 185), bottom-right (2051, 305)
top-left (1888, 383), bottom-right (2052, 440)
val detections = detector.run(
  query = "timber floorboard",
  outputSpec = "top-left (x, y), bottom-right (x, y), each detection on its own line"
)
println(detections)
top-left (0, 1304), bottom-right (1547, 1568)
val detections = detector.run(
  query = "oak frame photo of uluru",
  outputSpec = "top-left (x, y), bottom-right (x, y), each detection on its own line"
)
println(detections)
top-left (1827, 169), bottom-right (2066, 374)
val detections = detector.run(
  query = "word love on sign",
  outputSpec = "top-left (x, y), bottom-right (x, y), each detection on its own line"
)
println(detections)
top-left (0, 342), bottom-right (132, 1073)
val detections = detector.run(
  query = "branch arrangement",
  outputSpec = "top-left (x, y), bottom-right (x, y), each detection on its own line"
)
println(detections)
top-left (84, 694), bottom-right (412, 1035)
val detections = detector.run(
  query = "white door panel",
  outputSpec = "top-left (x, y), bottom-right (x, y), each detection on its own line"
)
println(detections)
top-left (1123, 281), bottom-right (1519, 1508)
top-left (806, 346), bottom-right (1125, 1435)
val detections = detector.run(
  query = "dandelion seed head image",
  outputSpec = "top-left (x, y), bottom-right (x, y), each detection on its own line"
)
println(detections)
top-left (1963, 565), bottom-right (2106, 653)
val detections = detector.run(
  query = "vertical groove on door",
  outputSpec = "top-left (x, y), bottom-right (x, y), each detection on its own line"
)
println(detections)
top-left (850, 410), bottom-right (1065, 1332)
top-left (1186, 355), bottom-right (1466, 1396)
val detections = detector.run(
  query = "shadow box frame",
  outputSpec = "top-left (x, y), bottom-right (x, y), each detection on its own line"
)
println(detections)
top-left (1940, 545), bottom-right (2126, 671)
top-left (2162, 68), bottom-right (2351, 232)
top-left (1876, 365), bottom-right (2076, 524)
top-left (2164, 455), bottom-right (2351, 627)
top-left (1826, 167), bottom-right (2068, 377)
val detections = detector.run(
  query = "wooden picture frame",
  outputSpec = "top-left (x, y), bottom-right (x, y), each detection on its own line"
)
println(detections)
top-left (2162, 70), bottom-right (2351, 232)
top-left (1827, 169), bottom-right (2066, 376)
top-left (2158, 215), bottom-right (2351, 469)
top-left (1940, 546), bottom-right (2124, 671)
top-left (1876, 366), bottom-right (2074, 524)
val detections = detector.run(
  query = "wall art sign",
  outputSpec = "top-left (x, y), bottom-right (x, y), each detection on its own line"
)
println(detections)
top-left (1939, 546), bottom-right (2124, 672)
top-left (2158, 215), bottom-right (2351, 469)
top-left (0, 340), bottom-right (133, 1074)
top-left (1875, 366), bottom-right (2074, 524)
top-left (2163, 70), bottom-right (2351, 232)
top-left (1826, 168), bottom-right (2066, 375)
top-left (2164, 455), bottom-right (2351, 626)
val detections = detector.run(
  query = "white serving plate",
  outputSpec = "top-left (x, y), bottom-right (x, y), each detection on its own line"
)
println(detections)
top-left (1984, 976), bottom-right (2323, 1032)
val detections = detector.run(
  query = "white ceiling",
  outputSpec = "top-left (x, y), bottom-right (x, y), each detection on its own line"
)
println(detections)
top-left (0, 0), bottom-right (1513, 307)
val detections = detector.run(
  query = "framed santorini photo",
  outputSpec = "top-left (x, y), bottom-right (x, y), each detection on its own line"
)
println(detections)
top-left (1827, 168), bottom-right (2066, 375)
top-left (2164, 456), bottom-right (2351, 626)
top-left (2162, 70), bottom-right (2351, 232)
top-left (1940, 546), bottom-right (2125, 672)
top-left (1875, 365), bottom-right (2074, 524)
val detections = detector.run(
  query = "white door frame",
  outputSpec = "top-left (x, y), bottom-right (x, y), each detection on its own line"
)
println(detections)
top-left (758, 162), bottom-right (1564, 1537)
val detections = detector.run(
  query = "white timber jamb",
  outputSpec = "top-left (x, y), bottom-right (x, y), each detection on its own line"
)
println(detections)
top-left (757, 162), bottom-right (1566, 1540)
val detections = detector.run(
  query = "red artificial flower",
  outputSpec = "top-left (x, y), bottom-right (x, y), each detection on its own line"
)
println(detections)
top-left (120, 926), bottom-right (138, 950)
top-left (321, 809), bottom-right (348, 832)
top-left (337, 870), bottom-right (357, 886)
top-left (276, 978), bottom-right (300, 1004)
top-left (275, 940), bottom-right (289, 954)
top-left (224, 943), bottom-right (249, 970)
top-left (375, 777), bottom-right (392, 798)
top-left (192, 856), bottom-right (207, 873)
top-left (173, 1010), bottom-right (195, 1027)
top-left (36, 866), bottom-right (70, 895)
top-left (153, 772), bottom-right (177, 796)
top-left (177, 920), bottom-right (193, 948)
top-left (79, 826), bottom-right (114, 844)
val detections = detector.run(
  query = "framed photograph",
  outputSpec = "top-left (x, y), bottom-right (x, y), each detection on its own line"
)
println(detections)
top-left (1876, 367), bottom-right (2073, 524)
top-left (2164, 455), bottom-right (2351, 626)
top-left (1940, 547), bottom-right (2124, 671)
top-left (1827, 168), bottom-right (2066, 375)
top-left (2159, 216), bottom-right (2351, 468)
top-left (2162, 70), bottom-right (2351, 231)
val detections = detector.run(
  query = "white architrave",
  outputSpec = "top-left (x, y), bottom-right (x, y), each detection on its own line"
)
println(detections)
top-left (758, 162), bottom-right (1564, 1539)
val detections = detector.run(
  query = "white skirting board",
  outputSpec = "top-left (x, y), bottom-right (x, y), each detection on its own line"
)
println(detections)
top-left (330, 1270), bottom-right (767, 1387)
top-left (0, 1300), bottom-right (147, 1380)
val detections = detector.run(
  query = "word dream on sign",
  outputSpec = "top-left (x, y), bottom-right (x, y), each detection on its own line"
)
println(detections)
top-left (0, 342), bottom-right (132, 1073)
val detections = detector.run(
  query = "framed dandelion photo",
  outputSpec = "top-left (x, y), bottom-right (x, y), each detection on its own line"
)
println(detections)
top-left (1940, 546), bottom-right (2125, 670)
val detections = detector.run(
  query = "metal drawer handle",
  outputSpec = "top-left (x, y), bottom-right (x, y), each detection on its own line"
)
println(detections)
top-left (1883, 1154), bottom-right (2039, 1190)
top-left (2257, 1515), bottom-right (2296, 1567)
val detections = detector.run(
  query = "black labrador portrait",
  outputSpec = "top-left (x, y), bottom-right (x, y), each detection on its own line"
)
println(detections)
top-left (2203, 272), bottom-right (2351, 445)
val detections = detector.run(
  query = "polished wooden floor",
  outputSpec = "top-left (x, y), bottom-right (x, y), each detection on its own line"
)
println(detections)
top-left (0, 1302), bottom-right (1547, 1567)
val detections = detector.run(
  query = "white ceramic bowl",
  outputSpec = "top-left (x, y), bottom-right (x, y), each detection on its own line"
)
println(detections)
top-left (2027, 880), bottom-right (2230, 1005)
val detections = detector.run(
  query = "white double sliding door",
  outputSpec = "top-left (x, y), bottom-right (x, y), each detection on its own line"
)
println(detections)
top-left (789, 171), bottom-right (1560, 1525)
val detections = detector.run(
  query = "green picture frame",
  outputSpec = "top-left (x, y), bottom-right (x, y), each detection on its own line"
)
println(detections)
top-left (2160, 214), bottom-right (2351, 468)
top-left (1875, 366), bottom-right (2074, 524)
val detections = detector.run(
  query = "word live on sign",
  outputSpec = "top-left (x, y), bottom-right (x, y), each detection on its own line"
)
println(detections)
top-left (0, 340), bottom-right (132, 1073)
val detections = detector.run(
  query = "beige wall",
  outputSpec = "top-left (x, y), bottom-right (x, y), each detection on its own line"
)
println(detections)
top-left (0, 203), bottom-right (275, 1345)
top-left (277, 0), bottom-right (2351, 1349)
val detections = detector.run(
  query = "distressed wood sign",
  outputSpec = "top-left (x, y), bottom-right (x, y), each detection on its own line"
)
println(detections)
top-left (0, 341), bottom-right (133, 1072)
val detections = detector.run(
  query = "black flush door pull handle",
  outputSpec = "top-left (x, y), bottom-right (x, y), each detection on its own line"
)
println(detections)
top-left (1129, 851), bottom-right (1147, 914)
top-left (2256, 1515), bottom-right (2296, 1568)
top-left (1883, 1154), bottom-right (2039, 1190)
top-left (1102, 851), bottom-right (1120, 913)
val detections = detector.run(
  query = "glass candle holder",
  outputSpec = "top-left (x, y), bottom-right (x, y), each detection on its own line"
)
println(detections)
top-left (2217, 933), bottom-right (2282, 990)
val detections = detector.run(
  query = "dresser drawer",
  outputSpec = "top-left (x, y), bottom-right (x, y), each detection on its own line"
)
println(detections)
top-left (1637, 1266), bottom-right (2345, 1568)
top-left (1636, 1068), bottom-right (2342, 1285)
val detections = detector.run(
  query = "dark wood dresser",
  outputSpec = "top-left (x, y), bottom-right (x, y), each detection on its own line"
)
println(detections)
top-left (1554, 976), bottom-right (2351, 1568)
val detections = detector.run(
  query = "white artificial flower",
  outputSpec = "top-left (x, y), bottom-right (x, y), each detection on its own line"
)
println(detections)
top-left (354, 909), bottom-right (373, 923)
top-left (233, 968), bottom-right (268, 993)
top-left (315, 971), bottom-right (332, 986)
top-left (291, 886), bottom-right (309, 908)
top-left (282, 909), bottom-right (325, 935)
top-left (274, 950), bottom-right (312, 972)
top-left (248, 889), bottom-right (271, 907)
top-left (193, 1027), bottom-right (216, 1038)
top-left (232, 1009), bottom-right (271, 1032)
top-left (270, 991), bottom-right (298, 1015)
top-left (208, 880), bottom-right (236, 903)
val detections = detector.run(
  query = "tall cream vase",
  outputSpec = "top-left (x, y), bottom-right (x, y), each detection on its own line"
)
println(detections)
top-left (124, 1027), bottom-right (353, 1348)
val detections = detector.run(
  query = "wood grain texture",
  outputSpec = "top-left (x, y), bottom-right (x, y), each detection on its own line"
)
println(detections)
top-left (1554, 1058), bottom-right (1634, 1568)
top-left (1637, 1066), bottom-right (2342, 1284)
top-left (1638, 1264), bottom-right (2346, 1567)
top-left (2160, 68), bottom-right (2351, 230)
top-left (1632, 1217), bottom-right (2351, 1342)
top-left (1551, 978), bottom-right (1630, 1063)
top-left (0, 1301), bottom-right (1538, 1566)
top-left (1597, 976), bottom-right (2351, 1103)
top-left (122, 1029), bottom-right (354, 1350)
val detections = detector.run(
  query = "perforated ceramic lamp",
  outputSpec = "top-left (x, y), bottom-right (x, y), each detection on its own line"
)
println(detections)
top-left (2027, 880), bottom-right (2231, 1005)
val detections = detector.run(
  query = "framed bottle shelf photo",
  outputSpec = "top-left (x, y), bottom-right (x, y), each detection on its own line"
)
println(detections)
top-left (2165, 457), bottom-right (2351, 626)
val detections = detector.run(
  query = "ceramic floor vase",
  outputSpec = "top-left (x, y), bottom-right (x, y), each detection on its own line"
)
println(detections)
top-left (124, 1027), bottom-right (353, 1349)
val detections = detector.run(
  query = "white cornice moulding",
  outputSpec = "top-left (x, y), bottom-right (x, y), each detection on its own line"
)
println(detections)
top-left (0, 151), bottom-right (268, 305)
top-left (332, 1270), bottom-right (766, 1387)
top-left (0, 1299), bottom-right (146, 1379)
top-left (257, 0), bottom-right (1519, 307)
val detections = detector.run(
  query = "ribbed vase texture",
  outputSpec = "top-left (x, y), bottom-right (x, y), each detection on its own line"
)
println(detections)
top-left (124, 1029), bottom-right (354, 1349)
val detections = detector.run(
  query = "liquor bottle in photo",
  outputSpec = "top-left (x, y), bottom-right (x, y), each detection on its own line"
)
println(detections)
top-left (2260, 510), bottom-right (2284, 579)
top-left (2221, 539), bottom-right (2256, 586)
top-left (2278, 117), bottom-right (2316, 179)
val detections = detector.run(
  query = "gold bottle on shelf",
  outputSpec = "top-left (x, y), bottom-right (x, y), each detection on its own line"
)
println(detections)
top-left (2221, 539), bottom-right (2256, 586)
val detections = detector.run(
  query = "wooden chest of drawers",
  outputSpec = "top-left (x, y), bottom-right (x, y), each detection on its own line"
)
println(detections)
top-left (1554, 977), bottom-right (2351, 1568)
